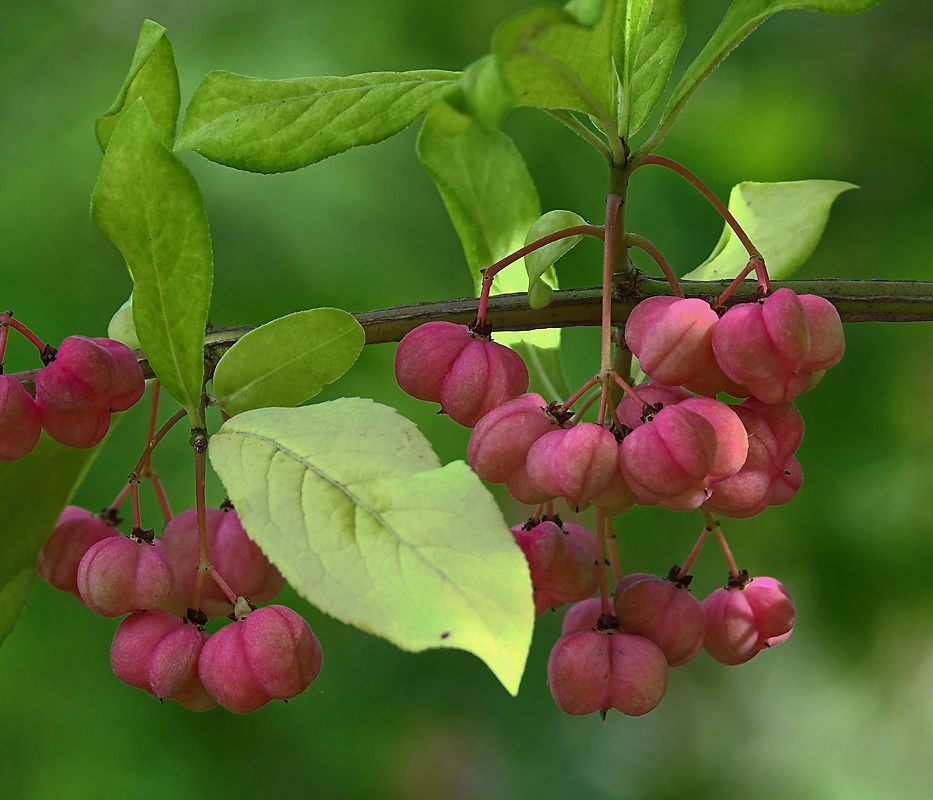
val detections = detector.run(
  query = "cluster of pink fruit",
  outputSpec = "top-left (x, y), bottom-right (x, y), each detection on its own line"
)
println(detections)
top-left (395, 285), bottom-right (838, 716)
top-left (396, 288), bottom-right (843, 517)
top-left (0, 332), bottom-right (146, 460)
top-left (513, 517), bottom-right (794, 716)
top-left (37, 503), bottom-right (322, 713)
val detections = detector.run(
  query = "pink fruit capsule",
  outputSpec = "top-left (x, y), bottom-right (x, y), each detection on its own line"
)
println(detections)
top-left (38, 506), bottom-right (121, 597)
top-left (0, 374), bottom-right (42, 461)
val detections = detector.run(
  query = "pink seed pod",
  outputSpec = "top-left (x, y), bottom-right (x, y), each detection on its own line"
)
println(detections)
top-left (561, 597), bottom-right (605, 635)
top-left (468, 393), bottom-right (556, 484)
top-left (547, 629), bottom-right (669, 717)
top-left (702, 576), bottom-right (795, 665)
top-left (512, 521), bottom-right (599, 616)
top-left (77, 535), bottom-right (177, 618)
top-left (157, 507), bottom-right (229, 617)
top-left (394, 321), bottom-right (529, 427)
top-left (212, 510), bottom-right (285, 609)
top-left (198, 605), bottom-right (323, 714)
top-left (798, 294), bottom-right (845, 371)
top-left (619, 403), bottom-right (719, 511)
top-left (37, 506), bottom-right (121, 597)
top-left (38, 405), bottom-right (111, 449)
top-left (35, 335), bottom-right (118, 413)
top-left (613, 574), bottom-right (706, 667)
top-left (111, 610), bottom-right (216, 711)
top-left (615, 382), bottom-right (692, 431)
top-left (525, 429), bottom-right (569, 499)
top-left (677, 396), bottom-right (748, 483)
top-left (625, 296), bottom-right (720, 387)
top-left (0, 374), bottom-right (42, 461)
top-left (92, 338), bottom-right (145, 412)
top-left (548, 423), bottom-right (622, 508)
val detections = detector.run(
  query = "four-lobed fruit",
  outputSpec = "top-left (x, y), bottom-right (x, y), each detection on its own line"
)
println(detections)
top-left (38, 506), bottom-right (122, 597)
top-left (0, 374), bottom-right (42, 461)
top-left (198, 604), bottom-right (323, 714)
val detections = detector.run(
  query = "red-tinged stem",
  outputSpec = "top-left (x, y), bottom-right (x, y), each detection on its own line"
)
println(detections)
top-left (636, 155), bottom-right (770, 290)
top-left (0, 313), bottom-right (46, 354)
top-left (131, 408), bottom-right (187, 477)
top-left (191, 429), bottom-right (210, 609)
top-left (717, 255), bottom-right (769, 305)
top-left (207, 565), bottom-right (238, 605)
top-left (676, 518), bottom-right (713, 580)
top-left (532, 503), bottom-right (545, 523)
top-left (149, 474), bottom-right (173, 523)
top-left (607, 515), bottom-right (622, 584)
top-left (597, 382), bottom-right (609, 426)
top-left (569, 386), bottom-right (601, 424)
top-left (600, 195), bottom-right (624, 429)
top-left (609, 371), bottom-right (648, 408)
top-left (701, 507), bottom-right (739, 578)
top-left (139, 382), bottom-right (162, 478)
top-left (562, 374), bottom-right (601, 410)
top-left (131, 478), bottom-right (142, 529)
top-left (596, 510), bottom-right (612, 616)
top-left (0, 320), bottom-right (9, 367)
top-left (625, 233), bottom-right (684, 298)
top-left (109, 483), bottom-right (132, 511)
top-left (476, 225), bottom-right (605, 325)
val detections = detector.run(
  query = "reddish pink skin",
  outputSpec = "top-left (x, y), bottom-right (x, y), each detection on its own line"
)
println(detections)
top-left (212, 510), bottom-right (286, 608)
top-left (798, 294), bottom-right (845, 370)
top-left (626, 296), bottom-right (720, 386)
top-left (198, 605), bottom-right (323, 714)
top-left (394, 322), bottom-right (474, 402)
top-left (702, 577), bottom-right (795, 665)
top-left (437, 337), bottom-right (529, 427)
top-left (550, 423), bottom-right (621, 507)
top-left (525, 429), bottom-right (570, 499)
top-left (77, 536), bottom-right (177, 617)
top-left (468, 393), bottom-right (555, 484)
top-left (37, 506), bottom-right (121, 596)
top-left (616, 383), bottom-right (692, 430)
top-left (0, 375), bottom-right (42, 460)
top-left (157, 507), bottom-right (228, 616)
top-left (93, 338), bottom-right (145, 412)
top-left (547, 630), bottom-right (669, 717)
top-left (677, 396), bottom-right (748, 483)
top-left (562, 598), bottom-right (605, 635)
top-left (35, 336), bottom-right (117, 413)
top-left (111, 610), bottom-right (216, 710)
top-left (613, 575), bottom-right (706, 667)
top-left (39, 405), bottom-right (111, 449)
top-left (619, 404), bottom-right (719, 511)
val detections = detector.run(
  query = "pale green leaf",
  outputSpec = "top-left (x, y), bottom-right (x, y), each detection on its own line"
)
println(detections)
top-left (96, 19), bottom-right (180, 151)
top-left (653, 0), bottom-right (887, 147)
top-left (212, 308), bottom-right (365, 416)
top-left (107, 294), bottom-right (141, 351)
top-left (209, 399), bottom-right (534, 695)
top-left (524, 210), bottom-right (588, 310)
top-left (176, 70), bottom-right (459, 173)
top-left (91, 100), bottom-right (213, 420)
top-left (683, 180), bottom-right (856, 282)
top-left (0, 433), bottom-right (102, 646)
top-left (619, 0), bottom-right (686, 136)
top-left (417, 101), bottom-right (571, 401)
top-left (493, 1), bottom-right (621, 125)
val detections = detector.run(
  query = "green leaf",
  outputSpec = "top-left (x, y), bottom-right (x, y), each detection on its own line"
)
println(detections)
top-left (212, 308), bottom-right (365, 416)
top-left (0, 433), bottom-right (102, 646)
top-left (618, 0), bottom-right (686, 136)
top-left (91, 100), bottom-right (213, 421)
top-left (96, 20), bottom-right (180, 151)
top-left (417, 100), bottom-right (571, 401)
top-left (107, 294), bottom-right (141, 351)
top-left (524, 210), bottom-right (588, 310)
top-left (653, 0), bottom-right (887, 146)
top-left (683, 180), bottom-right (856, 282)
top-left (176, 70), bottom-right (459, 173)
top-left (493, 1), bottom-right (620, 125)
top-left (451, 55), bottom-right (515, 128)
top-left (209, 399), bottom-right (534, 695)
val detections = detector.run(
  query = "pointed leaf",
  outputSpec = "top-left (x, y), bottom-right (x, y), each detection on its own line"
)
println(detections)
top-left (91, 100), bottom-right (213, 420)
top-left (493, 1), bottom-right (620, 125)
top-left (524, 210), bottom-right (588, 310)
top-left (176, 70), bottom-right (459, 173)
top-left (209, 399), bottom-right (534, 695)
top-left (417, 100), bottom-right (571, 401)
top-left (212, 308), bottom-right (365, 416)
top-left (0, 433), bottom-right (102, 646)
top-left (96, 20), bottom-right (180, 151)
top-left (654, 0), bottom-right (887, 144)
top-left (619, 0), bottom-right (686, 136)
top-left (684, 179), bottom-right (856, 282)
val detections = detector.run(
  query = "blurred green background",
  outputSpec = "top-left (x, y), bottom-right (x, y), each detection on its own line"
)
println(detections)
top-left (2, 1), bottom-right (933, 798)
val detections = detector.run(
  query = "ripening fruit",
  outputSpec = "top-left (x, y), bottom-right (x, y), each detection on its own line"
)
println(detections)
top-left (613, 574), bottom-right (706, 667)
top-left (394, 321), bottom-right (529, 427)
top-left (702, 576), bottom-right (795, 665)
top-left (547, 629), bottom-right (669, 716)
top-left (92, 338), bottom-right (145, 412)
top-left (0, 374), bottom-right (42, 461)
top-left (561, 598), bottom-right (604, 635)
top-left (198, 604), bottom-right (323, 714)
top-left (77, 535), bottom-right (177, 618)
top-left (38, 406), bottom-right (112, 449)
top-left (110, 610), bottom-right (216, 711)
top-left (35, 335), bottom-right (117, 413)
top-left (37, 506), bottom-right (121, 597)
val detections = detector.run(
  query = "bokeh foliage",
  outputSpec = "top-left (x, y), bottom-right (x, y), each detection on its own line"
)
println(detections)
top-left (1, 1), bottom-right (932, 798)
